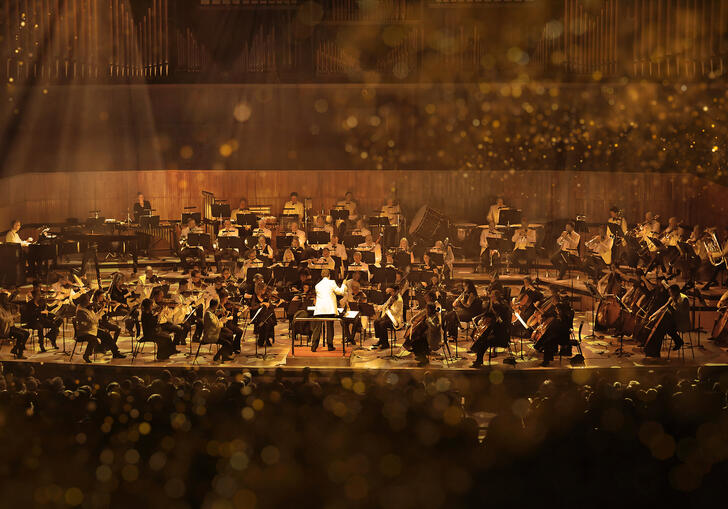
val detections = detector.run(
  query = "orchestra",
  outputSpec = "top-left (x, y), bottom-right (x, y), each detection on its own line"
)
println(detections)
top-left (4, 190), bottom-right (728, 369)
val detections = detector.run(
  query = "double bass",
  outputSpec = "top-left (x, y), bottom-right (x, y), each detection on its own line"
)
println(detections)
top-left (710, 305), bottom-right (728, 341)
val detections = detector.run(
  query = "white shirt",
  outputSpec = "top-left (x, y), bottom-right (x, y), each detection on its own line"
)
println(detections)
top-left (309, 256), bottom-right (335, 270)
top-left (230, 208), bottom-right (250, 222)
top-left (313, 277), bottom-right (346, 316)
top-left (486, 204), bottom-right (505, 225)
top-left (511, 228), bottom-right (537, 250)
top-left (253, 227), bottom-right (272, 239)
top-left (326, 242), bottom-right (347, 260)
top-left (559, 231), bottom-right (581, 254)
top-left (381, 204), bottom-right (401, 225)
top-left (289, 229), bottom-right (307, 246)
top-left (5, 230), bottom-right (21, 244)
top-left (337, 199), bottom-right (358, 219)
top-left (218, 228), bottom-right (239, 238)
top-left (283, 200), bottom-right (304, 219)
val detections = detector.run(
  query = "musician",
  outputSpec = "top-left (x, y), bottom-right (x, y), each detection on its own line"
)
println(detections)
top-left (326, 235), bottom-right (348, 261)
top-left (189, 268), bottom-right (205, 290)
top-left (254, 218), bottom-right (272, 239)
top-left (312, 215), bottom-right (334, 238)
top-left (308, 268), bottom-right (347, 351)
top-left (151, 287), bottom-right (190, 346)
top-left (352, 219), bottom-right (371, 239)
top-left (372, 284), bottom-right (403, 350)
top-left (643, 284), bottom-right (690, 357)
top-left (140, 298), bottom-right (179, 360)
top-left (202, 298), bottom-right (235, 362)
top-left (139, 266), bottom-right (160, 286)
top-left (534, 291), bottom-right (574, 366)
top-left (283, 192), bottom-right (304, 220)
top-left (72, 292), bottom-right (123, 363)
top-left (478, 221), bottom-right (502, 275)
top-left (701, 227), bottom-right (728, 290)
top-left (0, 292), bottom-right (29, 359)
top-left (216, 289), bottom-right (244, 354)
top-left (251, 281), bottom-right (277, 348)
top-left (584, 232), bottom-right (614, 279)
top-left (241, 249), bottom-right (264, 281)
top-left (381, 197), bottom-right (401, 226)
top-left (470, 290), bottom-right (510, 368)
top-left (91, 290), bottom-right (126, 355)
top-left (309, 247), bottom-right (336, 271)
top-left (289, 222), bottom-right (307, 247)
top-left (341, 279), bottom-right (366, 345)
top-left (357, 234), bottom-right (381, 264)
top-left (486, 197), bottom-right (506, 225)
top-left (432, 240), bottom-right (455, 279)
top-left (179, 218), bottom-right (207, 273)
top-left (337, 191), bottom-right (359, 221)
top-left (4, 219), bottom-right (24, 244)
top-left (255, 235), bottom-right (274, 264)
top-left (282, 236), bottom-right (304, 265)
top-left (133, 192), bottom-right (152, 223)
top-left (511, 221), bottom-right (537, 274)
top-left (551, 221), bottom-right (581, 280)
top-left (346, 251), bottom-right (370, 281)
top-left (407, 303), bottom-right (442, 367)
top-left (444, 281), bottom-right (482, 341)
top-left (230, 198), bottom-right (250, 223)
top-left (22, 287), bottom-right (62, 352)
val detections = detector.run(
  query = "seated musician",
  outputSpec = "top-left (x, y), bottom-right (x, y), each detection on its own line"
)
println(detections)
top-left (478, 221), bottom-right (501, 275)
top-left (139, 265), bottom-right (160, 286)
top-left (150, 287), bottom-right (191, 346)
top-left (189, 268), bottom-right (205, 290)
top-left (312, 215), bottom-right (334, 237)
top-left (347, 251), bottom-right (370, 281)
top-left (357, 234), bottom-right (381, 264)
top-left (215, 218), bottom-right (241, 271)
top-left (218, 218), bottom-right (239, 238)
top-left (255, 235), bottom-right (274, 265)
top-left (341, 279), bottom-right (367, 345)
top-left (511, 277), bottom-right (544, 337)
top-left (394, 238), bottom-right (415, 269)
top-left (444, 281), bottom-right (482, 341)
top-left (352, 219), bottom-right (371, 239)
top-left (326, 235), bottom-right (347, 277)
top-left (337, 191), bottom-right (359, 221)
top-left (5, 219), bottom-right (29, 245)
top-left (283, 192), bottom-right (305, 220)
top-left (250, 281), bottom-right (277, 348)
top-left (281, 236), bottom-right (304, 265)
top-left (22, 287), bottom-right (62, 352)
top-left (533, 290), bottom-right (575, 366)
top-left (407, 303), bottom-right (442, 367)
top-left (309, 247), bottom-right (336, 271)
top-left (511, 220), bottom-right (537, 274)
top-left (432, 240), bottom-right (454, 280)
top-left (201, 298), bottom-right (235, 362)
top-left (643, 284), bottom-right (690, 358)
top-left (285, 221), bottom-right (305, 247)
top-left (470, 290), bottom-right (510, 368)
top-left (709, 289), bottom-right (728, 342)
top-left (108, 273), bottom-right (137, 335)
top-left (230, 197), bottom-right (250, 223)
top-left (91, 290), bottom-right (126, 357)
top-left (381, 197), bottom-right (401, 226)
top-left (486, 197), bottom-right (506, 225)
top-left (254, 218), bottom-right (272, 239)
top-left (648, 217), bottom-right (682, 275)
top-left (241, 249), bottom-right (264, 281)
top-left (179, 218), bottom-right (207, 273)
top-left (550, 221), bottom-right (581, 280)
top-left (372, 285), bottom-right (403, 350)
top-left (140, 298), bottom-right (179, 360)
top-left (133, 192), bottom-right (151, 222)
top-left (74, 292), bottom-right (125, 363)
top-left (702, 227), bottom-right (728, 290)
top-left (584, 232), bottom-right (613, 280)
top-left (376, 251), bottom-right (397, 270)
top-left (216, 289), bottom-right (244, 354)
top-left (0, 291), bottom-right (29, 359)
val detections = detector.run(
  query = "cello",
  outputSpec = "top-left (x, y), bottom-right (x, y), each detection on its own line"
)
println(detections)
top-left (710, 305), bottom-right (728, 341)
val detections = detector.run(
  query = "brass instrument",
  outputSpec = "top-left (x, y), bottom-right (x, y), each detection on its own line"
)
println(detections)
top-left (584, 235), bottom-right (613, 265)
top-left (704, 231), bottom-right (727, 267)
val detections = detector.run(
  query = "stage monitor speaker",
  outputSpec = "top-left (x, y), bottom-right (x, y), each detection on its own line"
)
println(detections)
top-left (0, 243), bottom-right (25, 286)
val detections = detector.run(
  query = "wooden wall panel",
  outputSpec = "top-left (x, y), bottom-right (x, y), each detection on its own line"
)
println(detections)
top-left (0, 169), bottom-right (726, 231)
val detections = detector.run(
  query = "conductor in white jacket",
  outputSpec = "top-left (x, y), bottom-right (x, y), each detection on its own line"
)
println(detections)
top-left (311, 269), bottom-right (347, 352)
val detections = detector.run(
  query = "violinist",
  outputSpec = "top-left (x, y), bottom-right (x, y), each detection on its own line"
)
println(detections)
top-left (139, 265), bottom-right (160, 285)
top-left (372, 284), bottom-right (403, 350)
top-left (250, 281), bottom-right (277, 348)
top-left (75, 292), bottom-right (125, 363)
top-left (151, 287), bottom-right (190, 346)
top-left (287, 280), bottom-right (314, 324)
top-left (189, 268), bottom-right (205, 290)
top-left (0, 291), bottom-right (29, 359)
top-left (91, 289), bottom-right (124, 352)
top-left (202, 298), bottom-right (235, 362)
top-left (643, 284), bottom-right (690, 358)
top-left (22, 287), bottom-right (62, 352)
top-left (470, 290), bottom-right (510, 368)
top-left (551, 221), bottom-right (581, 280)
top-left (444, 281), bottom-right (482, 342)
top-left (511, 220), bottom-right (537, 274)
top-left (341, 279), bottom-right (367, 345)
top-left (140, 298), bottom-right (179, 360)
top-left (216, 289), bottom-right (244, 354)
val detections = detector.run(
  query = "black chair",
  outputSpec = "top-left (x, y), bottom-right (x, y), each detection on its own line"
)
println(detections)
top-left (69, 318), bottom-right (96, 363)
top-left (132, 336), bottom-right (157, 363)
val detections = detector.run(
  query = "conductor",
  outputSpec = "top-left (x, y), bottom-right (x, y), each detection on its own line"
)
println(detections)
top-left (311, 269), bottom-right (347, 352)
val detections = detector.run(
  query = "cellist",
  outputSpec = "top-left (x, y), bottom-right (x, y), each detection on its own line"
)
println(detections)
top-left (642, 284), bottom-right (690, 358)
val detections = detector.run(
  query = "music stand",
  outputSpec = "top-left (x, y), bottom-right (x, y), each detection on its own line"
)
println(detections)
top-left (211, 202), bottom-right (231, 219)
top-left (218, 237), bottom-right (243, 250)
top-left (394, 251), bottom-right (411, 269)
top-left (276, 235), bottom-right (293, 249)
top-left (367, 216), bottom-right (390, 227)
top-left (182, 212), bottom-right (202, 224)
top-left (583, 281), bottom-right (603, 340)
top-left (371, 267), bottom-right (397, 285)
top-left (308, 230), bottom-right (331, 245)
top-left (246, 267), bottom-right (272, 283)
top-left (331, 209), bottom-right (349, 222)
top-left (345, 268), bottom-right (369, 283)
top-left (342, 235), bottom-right (364, 248)
top-left (408, 269), bottom-right (435, 283)
top-left (187, 233), bottom-right (211, 249)
top-left (237, 213), bottom-right (259, 227)
top-left (359, 251), bottom-right (376, 264)
top-left (498, 208), bottom-right (522, 226)
top-left (428, 251), bottom-right (444, 266)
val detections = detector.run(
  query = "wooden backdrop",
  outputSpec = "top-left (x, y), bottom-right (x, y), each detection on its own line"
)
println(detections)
top-left (1, 169), bottom-right (727, 229)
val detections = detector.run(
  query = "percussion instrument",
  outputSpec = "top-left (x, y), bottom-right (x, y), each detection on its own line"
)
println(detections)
top-left (409, 205), bottom-right (449, 241)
